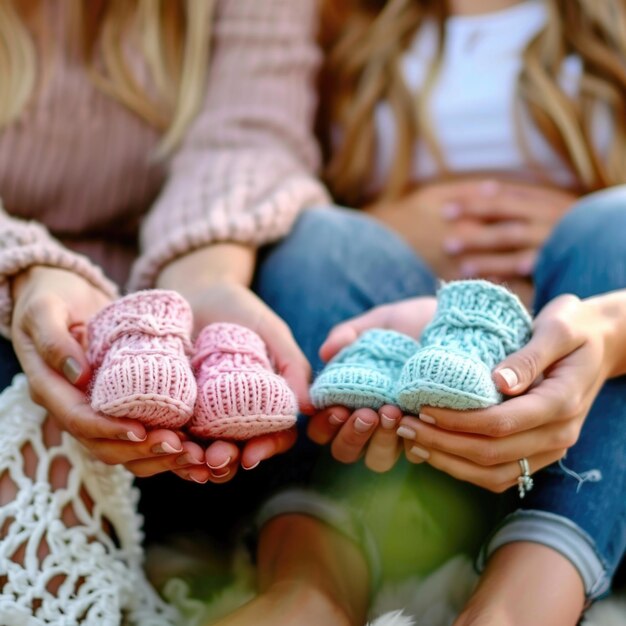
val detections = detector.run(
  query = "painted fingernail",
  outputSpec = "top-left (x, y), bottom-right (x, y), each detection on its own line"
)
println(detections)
top-left (443, 238), bottom-right (464, 255)
top-left (410, 445), bottom-right (430, 460)
top-left (480, 180), bottom-right (500, 196)
top-left (62, 357), bottom-right (82, 384)
top-left (118, 431), bottom-right (147, 442)
top-left (380, 413), bottom-right (397, 430)
top-left (498, 368), bottom-right (519, 389)
top-left (242, 460), bottom-right (261, 471)
top-left (419, 413), bottom-right (436, 425)
top-left (328, 413), bottom-right (346, 426)
top-left (354, 417), bottom-right (376, 433)
top-left (516, 259), bottom-right (535, 276)
top-left (441, 202), bottom-right (461, 220)
top-left (397, 426), bottom-right (417, 440)
top-left (189, 471), bottom-right (209, 484)
top-left (207, 456), bottom-right (232, 470)
top-left (176, 454), bottom-right (203, 466)
top-left (460, 262), bottom-right (477, 278)
top-left (151, 442), bottom-right (183, 455)
top-left (211, 468), bottom-right (231, 479)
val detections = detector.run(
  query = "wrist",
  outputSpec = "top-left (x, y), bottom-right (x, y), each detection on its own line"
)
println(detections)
top-left (586, 292), bottom-right (626, 378)
top-left (156, 243), bottom-right (257, 295)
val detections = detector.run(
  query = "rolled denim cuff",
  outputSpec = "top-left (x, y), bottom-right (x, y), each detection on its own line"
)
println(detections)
top-left (254, 488), bottom-right (381, 592)
top-left (477, 510), bottom-right (609, 599)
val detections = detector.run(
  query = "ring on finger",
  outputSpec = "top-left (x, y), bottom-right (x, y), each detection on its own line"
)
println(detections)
top-left (517, 457), bottom-right (534, 498)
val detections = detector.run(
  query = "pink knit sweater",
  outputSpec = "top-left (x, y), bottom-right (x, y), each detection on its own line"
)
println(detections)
top-left (0, 0), bottom-right (329, 338)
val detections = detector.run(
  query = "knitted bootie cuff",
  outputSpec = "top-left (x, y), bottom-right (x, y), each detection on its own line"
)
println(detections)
top-left (88, 290), bottom-right (193, 367)
top-left (191, 323), bottom-right (271, 369)
top-left (336, 329), bottom-right (421, 364)
top-left (432, 280), bottom-right (532, 348)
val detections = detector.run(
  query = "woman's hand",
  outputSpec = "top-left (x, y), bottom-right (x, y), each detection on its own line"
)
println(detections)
top-left (397, 294), bottom-right (614, 492)
top-left (307, 297), bottom-right (437, 471)
top-left (157, 244), bottom-right (310, 480)
top-left (366, 181), bottom-right (467, 279)
top-left (11, 267), bottom-right (209, 482)
top-left (442, 180), bottom-right (578, 279)
top-left (365, 178), bottom-right (577, 288)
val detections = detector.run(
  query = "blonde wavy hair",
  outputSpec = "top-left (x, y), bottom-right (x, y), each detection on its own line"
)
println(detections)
top-left (319, 0), bottom-right (626, 206)
top-left (0, 0), bottom-right (215, 156)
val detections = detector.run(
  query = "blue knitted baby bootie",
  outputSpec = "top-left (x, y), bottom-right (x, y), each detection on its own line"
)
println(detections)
top-left (396, 280), bottom-right (532, 413)
top-left (311, 329), bottom-right (420, 410)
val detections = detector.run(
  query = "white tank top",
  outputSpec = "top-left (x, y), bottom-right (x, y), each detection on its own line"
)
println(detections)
top-left (371, 1), bottom-right (611, 190)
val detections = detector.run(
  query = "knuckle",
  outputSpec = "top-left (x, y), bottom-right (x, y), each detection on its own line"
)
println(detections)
top-left (27, 382), bottom-right (43, 406)
top-left (561, 395), bottom-right (583, 420)
top-left (513, 351), bottom-right (541, 384)
top-left (485, 415), bottom-right (517, 437)
top-left (503, 222), bottom-right (526, 245)
top-left (474, 443), bottom-right (503, 466)
top-left (545, 315), bottom-right (578, 345)
top-left (562, 424), bottom-right (581, 448)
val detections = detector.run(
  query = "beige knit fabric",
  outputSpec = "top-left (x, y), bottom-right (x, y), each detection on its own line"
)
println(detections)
top-left (0, 0), bottom-right (329, 338)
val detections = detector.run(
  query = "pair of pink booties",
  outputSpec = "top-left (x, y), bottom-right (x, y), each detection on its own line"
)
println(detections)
top-left (86, 290), bottom-right (297, 440)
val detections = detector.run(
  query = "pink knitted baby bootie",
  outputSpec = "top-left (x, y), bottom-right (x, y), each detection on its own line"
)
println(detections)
top-left (87, 290), bottom-right (197, 428)
top-left (188, 323), bottom-right (298, 440)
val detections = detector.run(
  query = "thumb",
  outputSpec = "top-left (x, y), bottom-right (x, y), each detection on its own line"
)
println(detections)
top-left (262, 321), bottom-right (313, 414)
top-left (23, 299), bottom-right (92, 387)
top-left (319, 306), bottom-right (392, 362)
top-left (493, 328), bottom-right (578, 396)
top-left (494, 295), bottom-right (586, 396)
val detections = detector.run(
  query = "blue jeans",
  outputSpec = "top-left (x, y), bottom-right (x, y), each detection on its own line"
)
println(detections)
top-left (254, 188), bottom-right (626, 598)
top-left (1, 188), bottom-right (624, 594)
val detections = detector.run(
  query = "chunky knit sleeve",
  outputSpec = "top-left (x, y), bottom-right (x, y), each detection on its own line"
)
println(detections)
top-left (128, 0), bottom-right (330, 290)
top-left (0, 203), bottom-right (119, 339)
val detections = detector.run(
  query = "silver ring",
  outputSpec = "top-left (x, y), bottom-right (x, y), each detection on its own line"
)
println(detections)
top-left (517, 458), bottom-right (534, 499)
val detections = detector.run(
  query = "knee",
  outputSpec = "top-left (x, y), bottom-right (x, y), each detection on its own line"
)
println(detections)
top-left (542, 186), bottom-right (626, 260)
top-left (256, 205), bottom-right (435, 302)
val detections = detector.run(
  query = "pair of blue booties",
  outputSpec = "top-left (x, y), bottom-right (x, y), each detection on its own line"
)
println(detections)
top-left (311, 280), bottom-right (533, 413)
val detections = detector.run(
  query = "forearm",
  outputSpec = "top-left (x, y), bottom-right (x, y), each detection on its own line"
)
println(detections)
top-left (155, 243), bottom-right (257, 298)
top-left (586, 290), bottom-right (626, 378)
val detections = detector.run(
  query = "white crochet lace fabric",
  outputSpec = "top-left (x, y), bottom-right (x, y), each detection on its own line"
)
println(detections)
top-left (0, 375), bottom-right (181, 626)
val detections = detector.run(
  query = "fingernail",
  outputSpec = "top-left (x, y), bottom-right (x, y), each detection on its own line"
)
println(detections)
top-left (207, 456), bottom-right (232, 470)
top-left (189, 472), bottom-right (209, 484)
top-left (354, 417), bottom-right (375, 433)
top-left (460, 262), bottom-right (477, 278)
top-left (480, 180), bottom-right (500, 196)
top-left (242, 460), bottom-right (261, 471)
top-left (152, 442), bottom-right (183, 455)
top-left (380, 413), bottom-right (397, 430)
top-left (441, 202), bottom-right (461, 220)
top-left (119, 431), bottom-right (147, 443)
top-left (443, 238), bottom-right (464, 255)
top-left (516, 259), bottom-right (535, 276)
top-left (211, 468), bottom-right (231, 479)
top-left (176, 454), bottom-right (203, 466)
top-left (328, 413), bottom-right (346, 426)
top-left (62, 357), bottom-right (82, 384)
top-left (498, 367), bottom-right (519, 389)
top-left (410, 445), bottom-right (430, 460)
top-left (397, 426), bottom-right (417, 440)
top-left (419, 413), bottom-right (436, 425)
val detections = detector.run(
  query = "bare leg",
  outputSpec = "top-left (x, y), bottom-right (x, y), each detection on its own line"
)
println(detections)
top-left (454, 542), bottom-right (585, 626)
top-left (211, 514), bottom-right (370, 626)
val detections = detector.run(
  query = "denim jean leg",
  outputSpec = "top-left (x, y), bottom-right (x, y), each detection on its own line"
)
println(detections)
top-left (254, 206), bottom-right (438, 373)
top-left (487, 186), bottom-right (626, 598)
